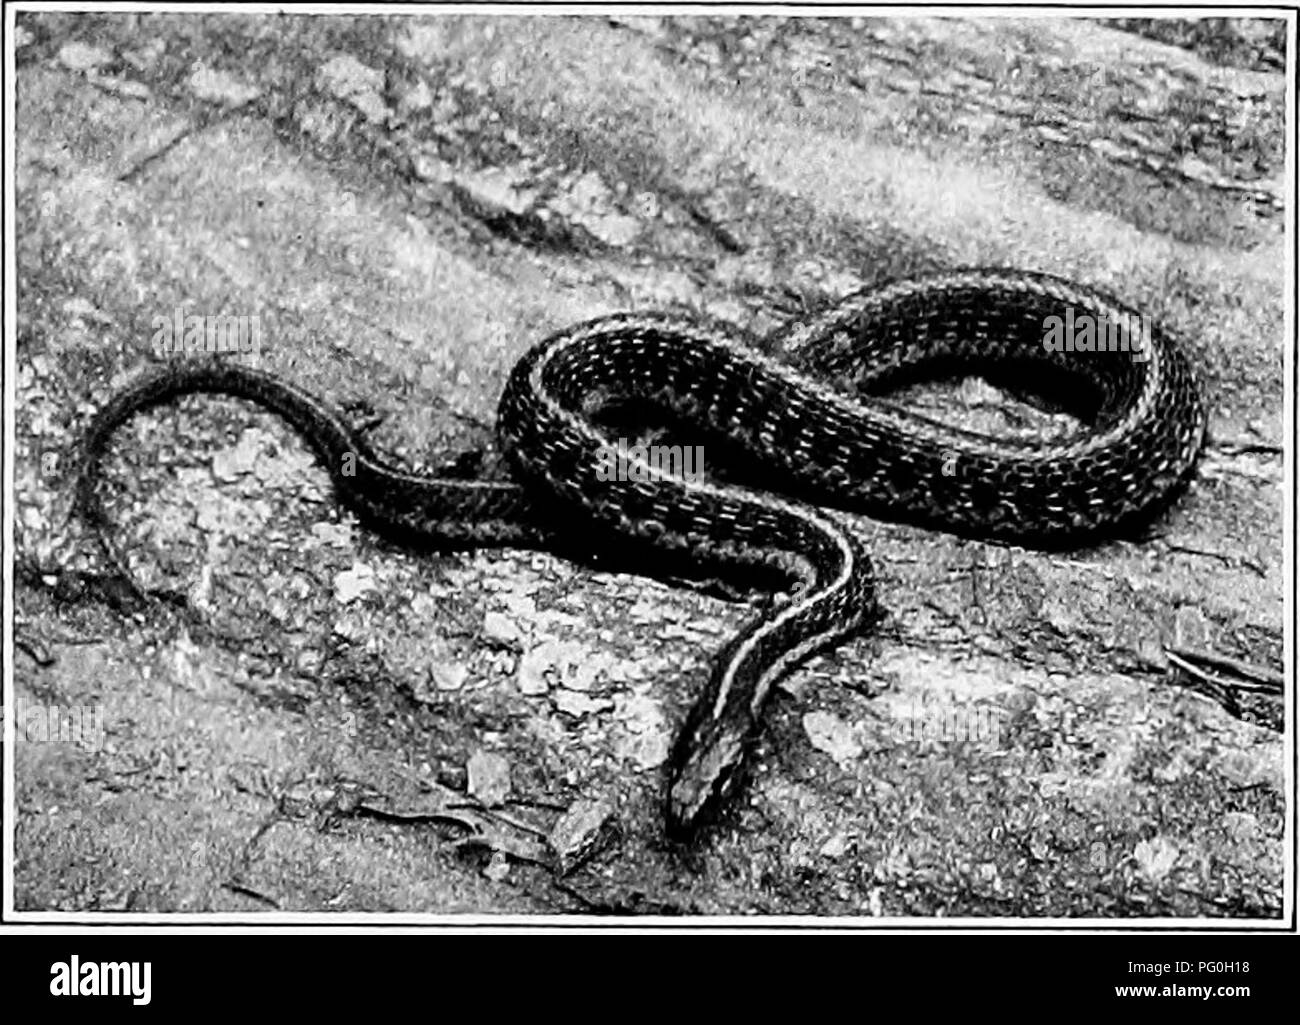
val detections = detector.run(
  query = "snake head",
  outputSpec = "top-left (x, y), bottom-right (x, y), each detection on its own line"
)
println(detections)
top-left (665, 701), bottom-right (751, 840)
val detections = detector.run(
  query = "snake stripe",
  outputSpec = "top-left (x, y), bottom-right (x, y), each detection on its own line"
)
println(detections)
top-left (75, 267), bottom-right (1206, 838)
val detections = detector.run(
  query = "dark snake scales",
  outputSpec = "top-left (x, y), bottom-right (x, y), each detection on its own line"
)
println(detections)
top-left (74, 268), bottom-right (1208, 837)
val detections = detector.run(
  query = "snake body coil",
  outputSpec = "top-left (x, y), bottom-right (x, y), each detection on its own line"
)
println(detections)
top-left (75, 269), bottom-right (1207, 836)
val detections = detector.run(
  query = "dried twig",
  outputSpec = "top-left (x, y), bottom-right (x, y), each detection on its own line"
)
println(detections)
top-left (1164, 644), bottom-right (1284, 693)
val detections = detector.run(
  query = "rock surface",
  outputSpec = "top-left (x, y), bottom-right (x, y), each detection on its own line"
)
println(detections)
top-left (12, 13), bottom-right (1284, 916)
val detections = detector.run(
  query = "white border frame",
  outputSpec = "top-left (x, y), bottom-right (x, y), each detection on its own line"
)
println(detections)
top-left (3, 0), bottom-right (1295, 933)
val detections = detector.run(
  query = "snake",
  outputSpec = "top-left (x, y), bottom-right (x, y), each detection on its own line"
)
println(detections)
top-left (73, 268), bottom-right (1207, 838)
